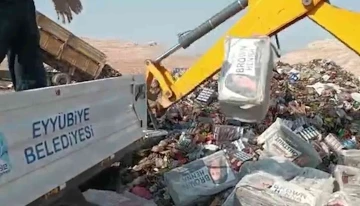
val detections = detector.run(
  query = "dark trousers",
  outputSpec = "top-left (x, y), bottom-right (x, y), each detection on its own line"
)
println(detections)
top-left (0, 0), bottom-right (47, 91)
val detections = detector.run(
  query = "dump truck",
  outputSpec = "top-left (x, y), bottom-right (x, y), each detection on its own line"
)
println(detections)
top-left (0, 0), bottom-right (359, 205)
top-left (36, 11), bottom-right (121, 84)
top-left (0, 11), bottom-right (120, 86)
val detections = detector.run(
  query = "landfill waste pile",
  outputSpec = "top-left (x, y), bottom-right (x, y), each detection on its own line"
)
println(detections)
top-left (82, 57), bottom-right (360, 206)
top-left (97, 64), bottom-right (122, 79)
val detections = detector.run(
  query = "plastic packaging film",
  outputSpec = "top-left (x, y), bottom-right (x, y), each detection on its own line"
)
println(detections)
top-left (218, 36), bottom-right (274, 123)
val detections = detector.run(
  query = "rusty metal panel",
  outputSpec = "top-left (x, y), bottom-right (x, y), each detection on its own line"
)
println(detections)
top-left (36, 11), bottom-right (106, 78)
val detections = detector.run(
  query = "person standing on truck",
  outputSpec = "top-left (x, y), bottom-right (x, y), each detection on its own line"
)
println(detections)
top-left (0, 0), bottom-right (83, 91)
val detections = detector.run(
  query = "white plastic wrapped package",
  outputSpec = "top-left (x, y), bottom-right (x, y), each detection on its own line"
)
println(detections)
top-left (333, 165), bottom-right (360, 197)
top-left (337, 150), bottom-right (360, 168)
top-left (164, 150), bottom-right (238, 206)
top-left (238, 157), bottom-right (301, 180)
top-left (290, 167), bottom-right (334, 194)
top-left (222, 171), bottom-right (285, 206)
top-left (223, 171), bottom-right (327, 206)
top-left (218, 36), bottom-right (274, 123)
top-left (259, 118), bottom-right (322, 168)
top-left (324, 192), bottom-right (360, 206)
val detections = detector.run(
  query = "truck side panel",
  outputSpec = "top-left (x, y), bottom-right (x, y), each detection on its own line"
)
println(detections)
top-left (0, 76), bottom-right (146, 205)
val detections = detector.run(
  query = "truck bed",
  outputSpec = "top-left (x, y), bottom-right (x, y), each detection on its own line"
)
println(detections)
top-left (0, 76), bottom-right (147, 205)
top-left (36, 11), bottom-right (108, 81)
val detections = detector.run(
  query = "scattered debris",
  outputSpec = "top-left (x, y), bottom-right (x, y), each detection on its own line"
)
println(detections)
top-left (83, 58), bottom-right (360, 206)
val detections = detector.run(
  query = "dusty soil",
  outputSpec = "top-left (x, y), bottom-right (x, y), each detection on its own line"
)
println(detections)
top-left (280, 39), bottom-right (360, 76)
top-left (1, 38), bottom-right (359, 77)
top-left (86, 38), bottom-right (360, 76)
top-left (81, 38), bottom-right (198, 75)
top-left (71, 38), bottom-right (360, 77)
top-left (90, 38), bottom-right (360, 76)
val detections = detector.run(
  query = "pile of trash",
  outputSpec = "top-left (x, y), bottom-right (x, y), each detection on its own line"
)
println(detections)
top-left (84, 57), bottom-right (360, 206)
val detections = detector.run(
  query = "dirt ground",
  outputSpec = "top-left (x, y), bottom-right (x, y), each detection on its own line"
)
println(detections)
top-left (88, 38), bottom-right (360, 76)
top-left (0, 38), bottom-right (359, 77)
top-left (80, 38), bottom-right (198, 75)
top-left (280, 39), bottom-right (360, 76)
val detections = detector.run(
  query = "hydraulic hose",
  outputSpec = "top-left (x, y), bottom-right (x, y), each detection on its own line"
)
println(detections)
top-left (179, 0), bottom-right (248, 49)
top-left (155, 0), bottom-right (248, 62)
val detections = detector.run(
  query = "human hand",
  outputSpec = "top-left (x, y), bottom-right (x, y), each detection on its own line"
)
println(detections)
top-left (52, 0), bottom-right (83, 24)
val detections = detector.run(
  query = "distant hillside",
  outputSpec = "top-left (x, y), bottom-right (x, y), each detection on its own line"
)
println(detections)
top-left (280, 39), bottom-right (360, 76)
top-left (1, 38), bottom-right (359, 77)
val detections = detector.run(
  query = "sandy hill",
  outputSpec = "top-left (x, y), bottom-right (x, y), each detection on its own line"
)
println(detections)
top-left (81, 38), bottom-right (198, 74)
top-left (87, 38), bottom-right (360, 76)
top-left (0, 38), bottom-right (198, 74)
top-left (280, 39), bottom-right (360, 76)
top-left (1, 38), bottom-right (360, 77)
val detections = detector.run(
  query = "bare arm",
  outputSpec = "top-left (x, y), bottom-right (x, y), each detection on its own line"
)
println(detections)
top-left (51, 0), bottom-right (83, 24)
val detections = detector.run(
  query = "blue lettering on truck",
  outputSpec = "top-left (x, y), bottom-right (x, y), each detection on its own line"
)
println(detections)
top-left (24, 107), bottom-right (95, 164)
top-left (0, 132), bottom-right (11, 176)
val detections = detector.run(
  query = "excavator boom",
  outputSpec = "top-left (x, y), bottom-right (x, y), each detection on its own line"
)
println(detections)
top-left (146, 0), bottom-right (360, 111)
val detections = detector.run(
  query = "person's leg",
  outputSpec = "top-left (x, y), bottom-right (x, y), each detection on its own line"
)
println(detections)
top-left (6, 50), bottom-right (16, 88)
top-left (13, 0), bottom-right (47, 91)
top-left (0, 2), bottom-right (19, 86)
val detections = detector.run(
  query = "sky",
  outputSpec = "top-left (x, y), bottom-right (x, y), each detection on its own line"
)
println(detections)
top-left (35, 0), bottom-right (359, 55)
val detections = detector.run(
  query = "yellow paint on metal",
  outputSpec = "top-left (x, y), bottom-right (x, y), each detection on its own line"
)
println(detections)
top-left (146, 0), bottom-right (359, 108)
top-left (307, 2), bottom-right (360, 55)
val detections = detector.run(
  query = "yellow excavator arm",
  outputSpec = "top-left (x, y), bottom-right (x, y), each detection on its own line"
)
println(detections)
top-left (146, 0), bottom-right (360, 112)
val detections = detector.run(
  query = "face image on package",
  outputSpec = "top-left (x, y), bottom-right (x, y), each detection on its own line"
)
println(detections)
top-left (221, 38), bottom-right (260, 99)
top-left (163, 151), bottom-right (237, 206)
top-left (218, 36), bottom-right (274, 123)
